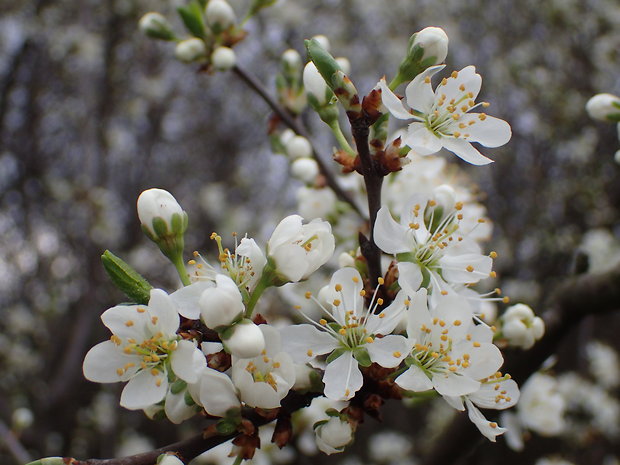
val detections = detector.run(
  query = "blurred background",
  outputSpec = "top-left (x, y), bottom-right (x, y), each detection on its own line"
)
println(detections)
top-left (0, 0), bottom-right (619, 464)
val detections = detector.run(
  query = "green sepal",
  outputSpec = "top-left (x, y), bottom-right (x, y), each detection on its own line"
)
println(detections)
top-left (606, 112), bottom-right (620, 122)
top-left (170, 378), bottom-right (188, 395)
top-left (325, 408), bottom-right (341, 417)
top-left (184, 390), bottom-right (196, 406)
top-left (152, 216), bottom-right (170, 238)
top-left (101, 250), bottom-right (153, 305)
top-left (326, 347), bottom-right (346, 364)
top-left (170, 211), bottom-right (188, 235)
top-left (216, 419), bottom-right (239, 435)
top-left (152, 408), bottom-right (167, 420)
top-left (145, 26), bottom-right (177, 42)
top-left (177, 2), bottom-right (206, 38)
top-left (353, 347), bottom-right (372, 367)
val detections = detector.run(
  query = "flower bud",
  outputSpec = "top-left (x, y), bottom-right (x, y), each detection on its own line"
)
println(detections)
top-left (411, 27), bottom-right (449, 64)
top-left (338, 252), bottom-right (355, 268)
top-left (586, 93), bottom-right (620, 122)
top-left (137, 188), bottom-right (187, 243)
top-left (311, 35), bottom-right (331, 52)
top-left (282, 49), bottom-right (302, 72)
top-left (206, 0), bottom-right (236, 30)
top-left (501, 303), bottom-right (544, 350)
top-left (303, 62), bottom-right (332, 107)
top-left (291, 158), bottom-right (319, 183)
top-left (314, 416), bottom-right (353, 455)
top-left (211, 46), bottom-right (236, 71)
top-left (139, 12), bottom-right (175, 41)
top-left (222, 320), bottom-right (265, 358)
top-left (335, 57), bottom-right (351, 75)
top-left (286, 135), bottom-right (313, 159)
top-left (199, 274), bottom-right (244, 328)
top-left (175, 38), bottom-right (207, 63)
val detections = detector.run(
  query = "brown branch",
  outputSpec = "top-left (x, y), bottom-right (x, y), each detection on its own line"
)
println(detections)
top-left (66, 391), bottom-right (318, 465)
top-left (422, 264), bottom-right (620, 465)
top-left (231, 64), bottom-right (363, 217)
top-left (349, 116), bottom-right (384, 286)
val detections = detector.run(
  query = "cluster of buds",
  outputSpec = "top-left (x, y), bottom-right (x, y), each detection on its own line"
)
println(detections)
top-left (500, 304), bottom-right (545, 349)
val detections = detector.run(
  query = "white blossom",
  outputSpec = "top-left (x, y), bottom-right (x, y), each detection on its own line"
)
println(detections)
top-left (222, 319), bottom-right (266, 358)
top-left (411, 27), bottom-right (449, 64)
top-left (211, 46), bottom-right (236, 71)
top-left (175, 39), bottom-right (207, 63)
top-left (501, 303), bottom-right (544, 350)
top-left (198, 274), bottom-right (245, 329)
top-left (205, 0), bottom-right (236, 28)
top-left (378, 66), bottom-right (511, 165)
top-left (137, 188), bottom-right (185, 238)
top-left (586, 93), bottom-right (620, 121)
top-left (314, 416), bottom-right (353, 455)
top-left (268, 215), bottom-right (335, 283)
top-left (83, 289), bottom-right (205, 410)
top-left (231, 325), bottom-right (295, 408)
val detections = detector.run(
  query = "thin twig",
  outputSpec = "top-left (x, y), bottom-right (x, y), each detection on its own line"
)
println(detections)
top-left (0, 420), bottom-right (32, 465)
top-left (231, 64), bottom-right (363, 217)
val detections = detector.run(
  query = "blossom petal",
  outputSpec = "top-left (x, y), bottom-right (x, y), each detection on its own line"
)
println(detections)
top-left (378, 78), bottom-right (414, 120)
top-left (439, 253), bottom-right (492, 283)
top-left (199, 368), bottom-right (240, 417)
top-left (83, 341), bottom-right (140, 383)
top-left (171, 340), bottom-right (206, 383)
top-left (164, 389), bottom-right (197, 424)
top-left (461, 114), bottom-right (511, 147)
top-left (101, 304), bottom-right (151, 340)
top-left (395, 365), bottom-right (434, 392)
top-left (404, 123), bottom-right (443, 155)
top-left (433, 372), bottom-right (480, 397)
top-left (366, 291), bottom-right (408, 335)
top-left (465, 399), bottom-right (506, 442)
top-left (323, 352), bottom-right (363, 400)
top-left (268, 215), bottom-right (302, 250)
top-left (280, 324), bottom-right (338, 363)
top-left (458, 342), bottom-right (503, 380)
top-left (148, 289), bottom-right (180, 336)
top-left (374, 206), bottom-right (410, 254)
top-left (440, 137), bottom-right (493, 165)
top-left (397, 262), bottom-right (423, 296)
top-left (405, 65), bottom-right (445, 114)
top-left (171, 281), bottom-right (212, 320)
top-left (469, 379), bottom-right (520, 410)
top-left (367, 335), bottom-right (409, 368)
top-left (439, 66), bottom-right (482, 101)
top-left (121, 369), bottom-right (168, 409)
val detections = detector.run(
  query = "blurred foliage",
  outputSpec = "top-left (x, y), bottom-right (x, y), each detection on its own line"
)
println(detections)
top-left (0, 0), bottom-right (619, 464)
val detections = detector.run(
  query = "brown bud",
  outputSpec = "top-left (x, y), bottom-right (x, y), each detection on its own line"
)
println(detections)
top-left (232, 432), bottom-right (260, 460)
top-left (272, 415), bottom-right (293, 448)
top-left (333, 149), bottom-right (361, 174)
top-left (362, 88), bottom-right (384, 124)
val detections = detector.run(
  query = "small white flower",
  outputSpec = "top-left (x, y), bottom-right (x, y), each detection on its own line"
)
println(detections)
top-left (296, 186), bottom-right (337, 220)
top-left (282, 268), bottom-right (409, 400)
top-left (518, 373), bottom-right (565, 436)
top-left (211, 46), bottom-right (236, 71)
top-left (378, 66), bottom-right (511, 165)
top-left (83, 289), bottom-right (205, 410)
top-left (268, 215), bottom-right (335, 283)
top-left (314, 416), bottom-right (353, 455)
top-left (231, 325), bottom-right (295, 408)
top-left (395, 289), bottom-right (503, 399)
top-left (175, 38), bottom-right (207, 63)
top-left (374, 191), bottom-right (493, 303)
top-left (586, 93), bottom-right (620, 121)
top-left (501, 303), bottom-right (544, 350)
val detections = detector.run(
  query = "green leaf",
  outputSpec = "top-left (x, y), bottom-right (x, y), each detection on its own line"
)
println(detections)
top-left (101, 250), bottom-right (153, 304)
top-left (177, 2), bottom-right (206, 38)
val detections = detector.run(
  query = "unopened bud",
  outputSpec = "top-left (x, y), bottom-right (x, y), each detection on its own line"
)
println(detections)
top-left (311, 34), bottom-right (331, 53)
top-left (211, 46), bottom-right (236, 71)
top-left (157, 454), bottom-right (184, 465)
top-left (286, 135), bottom-right (313, 159)
top-left (411, 27), bottom-right (449, 64)
top-left (139, 12), bottom-right (175, 41)
top-left (291, 158), bottom-right (319, 183)
top-left (282, 49), bottom-right (302, 71)
top-left (586, 93), bottom-right (620, 122)
top-left (338, 252), bottom-right (355, 268)
top-left (175, 38), bottom-right (207, 63)
top-left (206, 0), bottom-right (236, 30)
top-left (314, 416), bottom-right (353, 455)
top-left (222, 320), bottom-right (265, 358)
top-left (199, 274), bottom-right (244, 328)
top-left (303, 62), bottom-right (332, 107)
